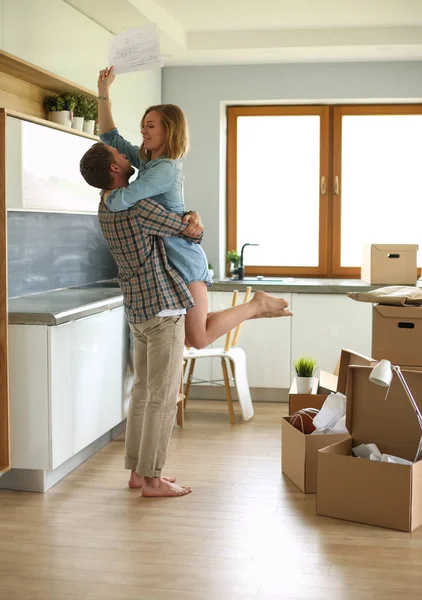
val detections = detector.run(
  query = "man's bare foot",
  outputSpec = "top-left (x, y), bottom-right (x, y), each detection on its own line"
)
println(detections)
top-left (141, 476), bottom-right (192, 498)
top-left (251, 291), bottom-right (289, 315)
top-left (128, 470), bottom-right (176, 489)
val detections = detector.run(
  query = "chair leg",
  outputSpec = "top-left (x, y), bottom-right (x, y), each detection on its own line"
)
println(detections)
top-left (221, 357), bottom-right (235, 425)
top-left (184, 358), bottom-right (196, 408)
top-left (176, 370), bottom-right (185, 427)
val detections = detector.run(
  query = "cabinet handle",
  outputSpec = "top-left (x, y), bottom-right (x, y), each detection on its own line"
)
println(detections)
top-left (333, 175), bottom-right (340, 195)
top-left (320, 176), bottom-right (326, 195)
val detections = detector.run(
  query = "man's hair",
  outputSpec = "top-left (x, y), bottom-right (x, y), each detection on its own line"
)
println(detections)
top-left (80, 142), bottom-right (114, 189)
top-left (140, 104), bottom-right (189, 161)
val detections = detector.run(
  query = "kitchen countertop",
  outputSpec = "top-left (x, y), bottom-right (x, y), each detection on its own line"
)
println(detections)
top-left (9, 277), bottom-right (420, 326)
top-left (211, 278), bottom-right (400, 294)
top-left (8, 284), bottom-right (123, 326)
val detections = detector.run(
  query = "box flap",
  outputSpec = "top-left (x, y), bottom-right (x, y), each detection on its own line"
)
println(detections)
top-left (318, 370), bottom-right (338, 395)
top-left (374, 305), bottom-right (422, 320)
top-left (346, 365), bottom-right (422, 446)
top-left (373, 244), bottom-right (419, 252)
top-left (336, 349), bottom-right (376, 395)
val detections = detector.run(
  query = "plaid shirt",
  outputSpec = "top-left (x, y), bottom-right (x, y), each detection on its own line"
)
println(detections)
top-left (98, 198), bottom-right (199, 323)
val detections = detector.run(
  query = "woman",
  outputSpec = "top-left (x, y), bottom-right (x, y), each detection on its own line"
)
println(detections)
top-left (97, 66), bottom-right (292, 349)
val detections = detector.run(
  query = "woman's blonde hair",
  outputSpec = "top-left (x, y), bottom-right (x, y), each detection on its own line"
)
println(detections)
top-left (139, 104), bottom-right (189, 161)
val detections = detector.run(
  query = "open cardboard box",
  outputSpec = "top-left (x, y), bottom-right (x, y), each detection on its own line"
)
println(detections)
top-left (317, 365), bottom-right (422, 532)
top-left (282, 349), bottom-right (375, 494)
top-left (372, 305), bottom-right (422, 367)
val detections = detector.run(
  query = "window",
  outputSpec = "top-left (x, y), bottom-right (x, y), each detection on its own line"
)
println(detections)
top-left (227, 104), bottom-right (422, 278)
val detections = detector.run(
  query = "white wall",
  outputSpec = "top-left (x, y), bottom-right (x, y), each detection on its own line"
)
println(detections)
top-left (162, 62), bottom-right (422, 277)
top-left (0, 0), bottom-right (161, 144)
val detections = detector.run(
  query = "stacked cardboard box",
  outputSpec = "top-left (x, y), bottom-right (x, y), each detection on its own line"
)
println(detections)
top-left (372, 305), bottom-right (422, 367)
top-left (361, 244), bottom-right (418, 285)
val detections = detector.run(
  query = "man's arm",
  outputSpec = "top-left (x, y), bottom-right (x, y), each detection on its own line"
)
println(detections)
top-left (131, 198), bottom-right (203, 241)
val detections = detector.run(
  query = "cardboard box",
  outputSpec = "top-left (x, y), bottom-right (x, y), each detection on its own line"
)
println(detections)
top-left (317, 365), bottom-right (422, 532)
top-left (288, 349), bottom-right (374, 415)
top-left (282, 349), bottom-right (375, 494)
top-left (372, 305), bottom-right (422, 367)
top-left (361, 244), bottom-right (418, 285)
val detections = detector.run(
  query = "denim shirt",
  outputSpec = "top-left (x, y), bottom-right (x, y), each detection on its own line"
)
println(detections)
top-left (100, 128), bottom-right (184, 214)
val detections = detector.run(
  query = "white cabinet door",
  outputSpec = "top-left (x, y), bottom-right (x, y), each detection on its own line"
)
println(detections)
top-left (211, 291), bottom-right (292, 389)
top-left (49, 322), bottom-right (73, 469)
top-left (8, 325), bottom-right (50, 469)
top-left (71, 307), bottom-right (126, 454)
top-left (290, 293), bottom-right (372, 379)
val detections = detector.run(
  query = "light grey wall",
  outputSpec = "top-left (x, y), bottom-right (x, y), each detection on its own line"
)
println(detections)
top-left (163, 61), bottom-right (422, 277)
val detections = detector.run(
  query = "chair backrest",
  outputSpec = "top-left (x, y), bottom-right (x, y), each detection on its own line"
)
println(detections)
top-left (224, 286), bottom-right (252, 351)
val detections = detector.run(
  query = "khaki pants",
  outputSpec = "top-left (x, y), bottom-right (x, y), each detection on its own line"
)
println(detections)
top-left (125, 315), bottom-right (185, 477)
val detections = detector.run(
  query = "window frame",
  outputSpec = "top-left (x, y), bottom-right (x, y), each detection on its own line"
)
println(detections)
top-left (227, 103), bottom-right (422, 278)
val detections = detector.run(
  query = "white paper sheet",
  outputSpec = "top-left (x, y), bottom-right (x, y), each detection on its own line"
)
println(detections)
top-left (108, 24), bottom-right (163, 75)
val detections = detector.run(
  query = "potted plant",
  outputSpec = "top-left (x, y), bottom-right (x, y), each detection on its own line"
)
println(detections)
top-left (82, 98), bottom-right (97, 135)
top-left (44, 94), bottom-right (70, 127)
top-left (226, 249), bottom-right (240, 276)
top-left (71, 94), bottom-right (86, 131)
top-left (293, 356), bottom-right (317, 394)
top-left (208, 263), bottom-right (214, 279)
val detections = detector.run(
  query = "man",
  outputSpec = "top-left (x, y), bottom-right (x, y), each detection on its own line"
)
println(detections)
top-left (80, 142), bottom-right (203, 498)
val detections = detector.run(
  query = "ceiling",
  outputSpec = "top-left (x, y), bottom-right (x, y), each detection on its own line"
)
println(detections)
top-left (64, 0), bottom-right (422, 66)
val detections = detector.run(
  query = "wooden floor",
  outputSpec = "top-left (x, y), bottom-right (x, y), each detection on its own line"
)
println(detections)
top-left (1, 401), bottom-right (422, 600)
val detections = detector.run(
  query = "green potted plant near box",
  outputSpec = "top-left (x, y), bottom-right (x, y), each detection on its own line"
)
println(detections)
top-left (82, 97), bottom-right (97, 135)
top-left (293, 356), bottom-right (317, 394)
top-left (72, 95), bottom-right (86, 131)
top-left (226, 249), bottom-right (240, 277)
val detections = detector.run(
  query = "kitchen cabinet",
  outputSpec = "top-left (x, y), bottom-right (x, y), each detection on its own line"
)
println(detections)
top-left (8, 306), bottom-right (129, 471)
top-left (290, 293), bottom-right (372, 378)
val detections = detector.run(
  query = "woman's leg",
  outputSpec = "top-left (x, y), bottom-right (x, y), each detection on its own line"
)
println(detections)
top-left (185, 281), bottom-right (292, 350)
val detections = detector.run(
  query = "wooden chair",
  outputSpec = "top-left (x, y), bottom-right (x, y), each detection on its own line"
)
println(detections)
top-left (176, 361), bottom-right (186, 427)
top-left (183, 287), bottom-right (254, 424)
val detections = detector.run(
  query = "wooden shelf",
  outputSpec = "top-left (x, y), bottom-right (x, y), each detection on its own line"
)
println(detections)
top-left (5, 109), bottom-right (100, 142)
top-left (0, 50), bottom-right (97, 99)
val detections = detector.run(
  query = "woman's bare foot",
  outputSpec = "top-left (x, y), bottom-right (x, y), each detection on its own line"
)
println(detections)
top-left (141, 476), bottom-right (192, 498)
top-left (251, 291), bottom-right (289, 315)
top-left (255, 308), bottom-right (293, 319)
top-left (128, 470), bottom-right (176, 489)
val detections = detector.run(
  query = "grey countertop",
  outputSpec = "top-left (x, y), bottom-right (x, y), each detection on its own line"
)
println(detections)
top-left (211, 278), bottom-right (389, 294)
top-left (8, 284), bottom-right (123, 326)
top-left (9, 277), bottom-right (418, 326)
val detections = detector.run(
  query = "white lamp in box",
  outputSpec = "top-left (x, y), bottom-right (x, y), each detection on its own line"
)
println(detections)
top-left (369, 359), bottom-right (422, 462)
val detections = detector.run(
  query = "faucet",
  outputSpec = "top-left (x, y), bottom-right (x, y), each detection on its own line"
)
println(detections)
top-left (236, 243), bottom-right (260, 280)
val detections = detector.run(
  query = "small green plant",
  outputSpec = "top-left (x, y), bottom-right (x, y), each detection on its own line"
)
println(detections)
top-left (73, 95), bottom-right (88, 118)
top-left (60, 93), bottom-right (77, 112)
top-left (208, 263), bottom-right (213, 270)
top-left (293, 356), bottom-right (317, 377)
top-left (85, 98), bottom-right (98, 121)
top-left (44, 94), bottom-right (65, 112)
top-left (226, 250), bottom-right (240, 267)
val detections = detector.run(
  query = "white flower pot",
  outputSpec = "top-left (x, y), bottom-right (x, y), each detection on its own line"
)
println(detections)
top-left (83, 119), bottom-right (95, 135)
top-left (208, 269), bottom-right (214, 279)
top-left (71, 116), bottom-right (84, 131)
top-left (296, 376), bottom-right (315, 394)
top-left (48, 110), bottom-right (71, 127)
